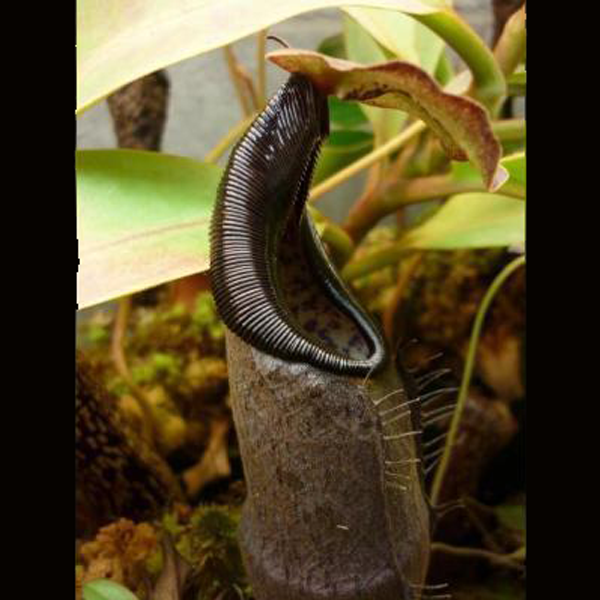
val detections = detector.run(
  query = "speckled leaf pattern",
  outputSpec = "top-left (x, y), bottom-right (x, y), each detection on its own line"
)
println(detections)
top-left (77, 149), bottom-right (222, 309)
top-left (267, 49), bottom-right (506, 190)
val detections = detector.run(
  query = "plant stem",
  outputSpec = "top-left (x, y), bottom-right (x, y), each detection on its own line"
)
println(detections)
top-left (494, 6), bottom-right (526, 79)
top-left (343, 195), bottom-right (389, 244)
top-left (493, 117), bottom-right (526, 144)
top-left (431, 542), bottom-right (525, 571)
top-left (111, 297), bottom-right (157, 446)
top-left (414, 9), bottom-right (506, 114)
top-left (342, 117), bottom-right (526, 241)
top-left (507, 72), bottom-right (526, 97)
top-left (308, 205), bottom-right (356, 267)
top-left (309, 121), bottom-right (426, 203)
top-left (434, 49), bottom-right (455, 87)
top-left (342, 243), bottom-right (409, 281)
top-left (223, 45), bottom-right (253, 116)
top-left (429, 255), bottom-right (526, 506)
top-left (204, 112), bottom-right (258, 164)
top-left (321, 224), bottom-right (355, 267)
top-left (344, 169), bottom-right (524, 244)
top-left (257, 29), bottom-right (268, 108)
top-left (382, 252), bottom-right (423, 341)
top-left (393, 173), bottom-right (524, 204)
top-left (168, 273), bottom-right (210, 311)
top-left (388, 169), bottom-right (525, 207)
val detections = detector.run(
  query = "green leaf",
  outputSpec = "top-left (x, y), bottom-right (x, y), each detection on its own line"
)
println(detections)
top-left (316, 33), bottom-right (347, 59)
top-left (450, 151), bottom-right (525, 198)
top-left (433, 49), bottom-right (454, 85)
top-left (83, 579), bottom-right (140, 600)
top-left (342, 195), bottom-right (524, 281)
top-left (267, 49), bottom-right (505, 189)
top-left (327, 97), bottom-right (369, 130)
top-left (400, 192), bottom-right (525, 249)
top-left (77, 0), bottom-right (450, 113)
top-left (77, 149), bottom-right (222, 309)
top-left (316, 97), bottom-right (373, 184)
top-left (500, 151), bottom-right (525, 188)
top-left (343, 6), bottom-right (445, 74)
top-left (413, 10), bottom-right (506, 112)
top-left (313, 130), bottom-right (374, 184)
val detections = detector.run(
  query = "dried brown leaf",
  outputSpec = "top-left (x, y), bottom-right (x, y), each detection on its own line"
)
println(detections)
top-left (79, 520), bottom-right (158, 595)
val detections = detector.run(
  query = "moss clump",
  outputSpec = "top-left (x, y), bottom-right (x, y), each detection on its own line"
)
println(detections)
top-left (78, 291), bottom-right (231, 465)
top-left (187, 506), bottom-right (249, 599)
top-left (161, 505), bottom-right (250, 600)
top-left (130, 352), bottom-right (182, 387)
top-left (399, 249), bottom-right (525, 399)
top-left (402, 249), bottom-right (518, 350)
top-left (192, 292), bottom-right (225, 344)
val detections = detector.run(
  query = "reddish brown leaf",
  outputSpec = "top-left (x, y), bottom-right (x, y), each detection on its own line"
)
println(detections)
top-left (267, 49), bottom-right (505, 190)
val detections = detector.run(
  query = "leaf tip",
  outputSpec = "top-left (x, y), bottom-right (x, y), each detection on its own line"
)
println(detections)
top-left (488, 164), bottom-right (509, 192)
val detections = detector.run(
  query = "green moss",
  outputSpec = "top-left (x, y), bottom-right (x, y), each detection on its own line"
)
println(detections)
top-left (403, 248), bottom-right (510, 349)
top-left (175, 505), bottom-right (250, 600)
top-left (108, 379), bottom-right (133, 398)
top-left (86, 324), bottom-right (110, 345)
top-left (152, 352), bottom-right (180, 374)
top-left (161, 302), bottom-right (187, 322)
top-left (130, 362), bottom-right (156, 386)
top-left (192, 293), bottom-right (225, 342)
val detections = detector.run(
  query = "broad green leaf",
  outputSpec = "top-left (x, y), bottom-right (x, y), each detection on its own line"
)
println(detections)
top-left (343, 14), bottom-right (407, 144)
top-left (316, 33), bottom-right (346, 60)
top-left (83, 579), bottom-right (140, 600)
top-left (313, 130), bottom-right (374, 184)
top-left (400, 192), bottom-right (525, 249)
top-left (450, 151), bottom-right (525, 198)
top-left (268, 49), bottom-right (505, 189)
top-left (343, 7), bottom-right (445, 74)
top-left (501, 151), bottom-right (525, 188)
top-left (77, 0), bottom-right (450, 113)
top-left (327, 97), bottom-right (369, 130)
top-left (77, 149), bottom-right (222, 309)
